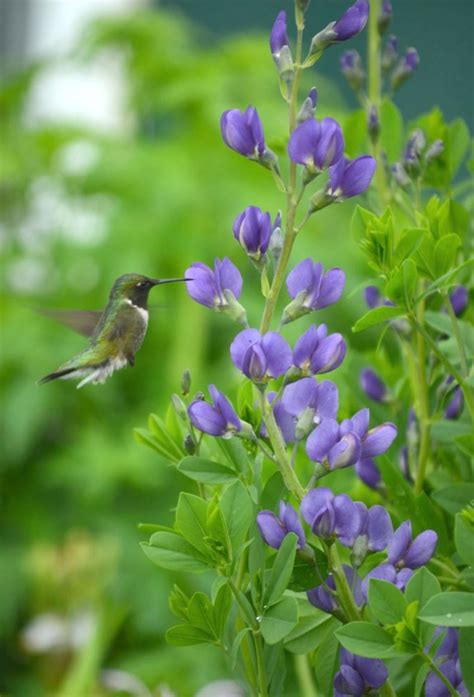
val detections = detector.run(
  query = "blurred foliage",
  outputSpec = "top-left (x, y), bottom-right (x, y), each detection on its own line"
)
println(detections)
top-left (1, 6), bottom-right (471, 697)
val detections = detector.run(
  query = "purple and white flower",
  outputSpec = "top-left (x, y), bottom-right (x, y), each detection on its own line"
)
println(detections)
top-left (283, 259), bottom-right (345, 323)
top-left (232, 206), bottom-right (275, 261)
top-left (230, 329), bottom-right (292, 382)
top-left (188, 385), bottom-right (241, 438)
top-left (294, 325), bottom-right (346, 376)
top-left (288, 117), bottom-right (344, 173)
top-left (257, 501), bottom-right (306, 550)
top-left (334, 649), bottom-right (389, 697)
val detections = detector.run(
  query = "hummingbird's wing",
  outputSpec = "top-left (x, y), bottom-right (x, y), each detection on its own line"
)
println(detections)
top-left (36, 308), bottom-right (103, 337)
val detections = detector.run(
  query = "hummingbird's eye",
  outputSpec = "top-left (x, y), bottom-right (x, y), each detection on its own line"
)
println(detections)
top-left (136, 281), bottom-right (146, 288)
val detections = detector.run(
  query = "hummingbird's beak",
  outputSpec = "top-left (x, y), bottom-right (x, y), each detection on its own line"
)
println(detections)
top-left (150, 277), bottom-right (192, 285)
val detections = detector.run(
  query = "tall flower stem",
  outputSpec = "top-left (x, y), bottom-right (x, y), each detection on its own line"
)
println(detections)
top-left (412, 300), bottom-right (431, 495)
top-left (258, 390), bottom-right (306, 500)
top-left (328, 544), bottom-right (361, 623)
top-left (260, 19), bottom-right (304, 334)
top-left (367, 0), bottom-right (390, 205)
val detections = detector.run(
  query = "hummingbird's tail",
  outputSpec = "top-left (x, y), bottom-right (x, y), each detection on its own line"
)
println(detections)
top-left (38, 367), bottom-right (78, 384)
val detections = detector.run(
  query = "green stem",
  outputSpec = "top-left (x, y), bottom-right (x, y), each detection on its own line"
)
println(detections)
top-left (367, 0), bottom-right (390, 206)
top-left (329, 544), bottom-right (361, 622)
top-left (379, 680), bottom-right (397, 697)
top-left (437, 576), bottom-right (473, 591)
top-left (258, 390), bottom-right (306, 500)
top-left (413, 301), bottom-right (431, 495)
top-left (254, 631), bottom-right (269, 697)
top-left (420, 652), bottom-right (461, 697)
top-left (443, 291), bottom-right (469, 377)
top-left (410, 316), bottom-right (474, 421)
top-left (294, 654), bottom-right (318, 697)
top-left (260, 24), bottom-right (304, 334)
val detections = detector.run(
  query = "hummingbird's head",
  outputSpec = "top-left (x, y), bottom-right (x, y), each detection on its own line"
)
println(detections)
top-left (111, 273), bottom-right (189, 309)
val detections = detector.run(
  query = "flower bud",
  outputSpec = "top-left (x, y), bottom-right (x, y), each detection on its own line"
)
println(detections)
top-left (391, 47), bottom-right (419, 91)
top-left (296, 88), bottom-right (318, 124)
top-left (445, 386), bottom-right (464, 420)
top-left (425, 139), bottom-right (444, 163)
top-left (171, 393), bottom-right (188, 422)
top-left (270, 11), bottom-right (294, 83)
top-left (391, 162), bottom-right (411, 189)
top-left (367, 105), bottom-right (380, 144)
top-left (340, 50), bottom-right (365, 92)
top-left (269, 211), bottom-right (283, 264)
top-left (184, 434), bottom-right (196, 455)
top-left (307, 1), bottom-right (369, 64)
top-left (378, 0), bottom-right (392, 35)
top-left (449, 285), bottom-right (468, 317)
top-left (382, 35), bottom-right (398, 73)
top-left (403, 129), bottom-right (425, 176)
top-left (181, 369), bottom-right (191, 396)
top-left (360, 368), bottom-right (387, 403)
top-left (233, 206), bottom-right (272, 262)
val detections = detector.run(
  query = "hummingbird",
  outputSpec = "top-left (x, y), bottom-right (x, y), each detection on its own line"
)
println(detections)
top-left (39, 273), bottom-right (190, 388)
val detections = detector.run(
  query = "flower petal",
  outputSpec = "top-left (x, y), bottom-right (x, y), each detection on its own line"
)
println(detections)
top-left (230, 329), bottom-right (261, 370)
top-left (306, 419), bottom-right (340, 461)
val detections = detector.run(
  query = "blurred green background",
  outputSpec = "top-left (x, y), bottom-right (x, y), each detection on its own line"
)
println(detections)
top-left (0, 1), bottom-right (472, 695)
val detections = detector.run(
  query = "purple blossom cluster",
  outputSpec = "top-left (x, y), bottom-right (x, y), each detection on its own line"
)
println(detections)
top-left (257, 489), bottom-right (438, 615)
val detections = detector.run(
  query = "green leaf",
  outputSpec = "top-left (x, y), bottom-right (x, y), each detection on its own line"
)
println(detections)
top-left (187, 592), bottom-right (217, 637)
top-left (335, 622), bottom-right (396, 658)
top-left (368, 579), bottom-right (407, 625)
top-left (392, 227), bottom-right (425, 266)
top-left (166, 624), bottom-right (213, 646)
top-left (419, 593), bottom-right (474, 627)
top-left (447, 118), bottom-right (470, 178)
top-left (141, 533), bottom-right (209, 572)
top-left (416, 258), bottom-right (474, 302)
top-left (175, 493), bottom-right (209, 554)
top-left (402, 258), bottom-right (418, 309)
top-left (455, 514), bottom-right (474, 567)
top-left (405, 568), bottom-right (441, 610)
top-left (414, 664), bottom-right (430, 697)
top-left (344, 109), bottom-right (368, 158)
top-left (284, 614), bottom-right (337, 655)
top-left (260, 596), bottom-right (298, 645)
top-left (264, 532), bottom-right (298, 607)
top-left (213, 583), bottom-right (232, 639)
top-left (352, 305), bottom-right (404, 333)
top-left (432, 484), bottom-right (474, 515)
top-left (230, 627), bottom-right (252, 669)
top-left (134, 429), bottom-right (177, 461)
top-left (177, 456), bottom-right (237, 484)
top-left (216, 438), bottom-right (251, 476)
top-left (220, 481), bottom-right (253, 556)
top-left (314, 630), bottom-right (339, 695)
top-left (434, 234), bottom-right (461, 277)
top-left (380, 98), bottom-right (403, 163)
top-left (459, 627), bottom-right (474, 692)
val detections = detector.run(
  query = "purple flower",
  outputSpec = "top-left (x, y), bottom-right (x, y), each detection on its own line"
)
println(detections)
top-left (362, 563), bottom-right (414, 600)
top-left (340, 50), bottom-right (365, 91)
top-left (334, 649), bottom-right (389, 697)
top-left (368, 106), bottom-right (380, 142)
top-left (294, 325), bottom-right (346, 375)
top-left (188, 385), bottom-right (241, 437)
top-left (377, 0), bottom-right (392, 36)
top-left (388, 520), bottom-right (438, 569)
top-left (404, 129), bottom-right (425, 174)
top-left (230, 329), bottom-right (292, 382)
top-left (270, 10), bottom-right (289, 56)
top-left (280, 378), bottom-right (339, 442)
top-left (429, 628), bottom-right (459, 661)
top-left (288, 118), bottom-right (344, 172)
top-left (332, 0), bottom-right (369, 41)
top-left (360, 369), bottom-right (387, 402)
top-left (364, 285), bottom-right (394, 309)
top-left (449, 286), bottom-right (468, 317)
top-left (339, 502), bottom-right (393, 555)
top-left (391, 48), bottom-right (419, 90)
top-left (356, 457), bottom-right (382, 490)
top-left (308, 565), bottom-right (362, 613)
top-left (327, 156), bottom-right (377, 200)
top-left (220, 107), bottom-right (268, 162)
top-left (445, 386), bottom-right (464, 420)
top-left (306, 408), bottom-right (397, 473)
top-left (284, 259), bottom-right (345, 324)
top-left (382, 35), bottom-right (398, 72)
top-left (425, 659), bottom-right (469, 697)
top-left (232, 206), bottom-right (273, 260)
top-left (308, 1), bottom-right (369, 61)
top-left (257, 501), bottom-right (306, 550)
top-left (184, 259), bottom-right (246, 324)
top-left (301, 488), bottom-right (360, 542)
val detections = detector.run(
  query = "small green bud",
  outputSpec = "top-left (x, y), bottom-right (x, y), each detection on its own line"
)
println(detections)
top-left (181, 369), bottom-right (191, 396)
top-left (183, 434), bottom-right (196, 455)
top-left (171, 393), bottom-right (188, 422)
